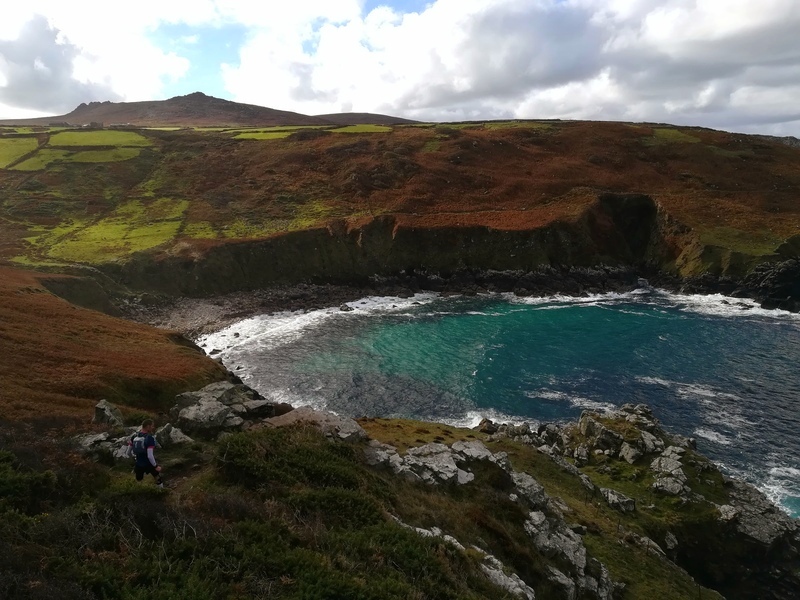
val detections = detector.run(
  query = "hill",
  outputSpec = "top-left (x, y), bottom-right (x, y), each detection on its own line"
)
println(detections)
top-left (0, 92), bottom-right (334, 127)
top-left (316, 111), bottom-right (419, 125)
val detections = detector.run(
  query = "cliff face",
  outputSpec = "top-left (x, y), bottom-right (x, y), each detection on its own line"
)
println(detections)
top-left (102, 194), bottom-right (681, 296)
top-left (3, 119), bottom-right (798, 301)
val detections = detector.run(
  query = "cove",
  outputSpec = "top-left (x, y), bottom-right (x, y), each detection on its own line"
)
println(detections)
top-left (199, 290), bottom-right (800, 516)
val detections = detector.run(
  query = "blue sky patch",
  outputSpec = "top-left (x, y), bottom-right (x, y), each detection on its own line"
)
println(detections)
top-left (149, 22), bottom-right (248, 99)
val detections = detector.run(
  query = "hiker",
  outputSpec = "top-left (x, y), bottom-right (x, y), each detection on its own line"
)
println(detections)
top-left (129, 419), bottom-right (164, 488)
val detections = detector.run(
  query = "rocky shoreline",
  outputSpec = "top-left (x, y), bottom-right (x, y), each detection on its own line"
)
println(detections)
top-left (117, 260), bottom-right (800, 337)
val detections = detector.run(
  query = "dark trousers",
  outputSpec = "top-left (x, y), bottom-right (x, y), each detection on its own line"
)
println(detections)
top-left (134, 464), bottom-right (163, 485)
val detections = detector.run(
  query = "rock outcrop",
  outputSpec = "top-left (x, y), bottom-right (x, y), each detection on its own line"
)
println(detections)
top-left (92, 400), bottom-right (123, 427)
top-left (264, 406), bottom-right (366, 441)
top-left (368, 438), bottom-right (618, 599)
top-left (168, 381), bottom-right (294, 437)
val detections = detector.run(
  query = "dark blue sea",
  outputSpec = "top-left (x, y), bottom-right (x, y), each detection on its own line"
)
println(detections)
top-left (200, 290), bottom-right (800, 517)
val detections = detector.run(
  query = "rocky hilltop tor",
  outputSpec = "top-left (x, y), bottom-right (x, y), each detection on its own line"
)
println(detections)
top-left (1, 98), bottom-right (799, 598)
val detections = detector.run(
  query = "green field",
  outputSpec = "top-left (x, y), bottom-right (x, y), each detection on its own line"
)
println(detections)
top-left (10, 147), bottom-right (142, 170)
top-left (234, 131), bottom-right (293, 140)
top-left (331, 124), bottom-right (393, 133)
top-left (182, 221), bottom-right (218, 239)
top-left (647, 128), bottom-right (702, 145)
top-left (11, 149), bottom-right (72, 171)
top-left (228, 125), bottom-right (330, 133)
top-left (484, 120), bottom-right (555, 130)
top-left (69, 148), bottom-right (142, 162)
top-left (49, 130), bottom-right (152, 147)
top-left (31, 198), bottom-right (189, 263)
top-left (0, 137), bottom-right (39, 168)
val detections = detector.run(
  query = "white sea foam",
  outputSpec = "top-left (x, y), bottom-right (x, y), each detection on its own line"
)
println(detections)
top-left (506, 289), bottom-right (800, 323)
top-left (197, 292), bottom-right (439, 356)
top-left (636, 376), bottom-right (675, 387)
top-left (526, 389), bottom-right (616, 413)
top-left (757, 462), bottom-right (800, 517)
top-left (436, 409), bottom-right (535, 430)
top-left (693, 428), bottom-right (733, 446)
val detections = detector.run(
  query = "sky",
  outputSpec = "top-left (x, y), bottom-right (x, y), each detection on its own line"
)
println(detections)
top-left (0, 0), bottom-right (799, 135)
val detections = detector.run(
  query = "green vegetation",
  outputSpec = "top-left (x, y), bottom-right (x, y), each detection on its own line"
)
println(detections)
top-left (0, 426), bottom-right (509, 599)
top-left (49, 130), bottom-right (152, 147)
top-left (706, 145), bottom-right (756, 159)
top-left (362, 417), bottom-right (725, 600)
top-left (68, 148), bottom-right (142, 163)
top-left (422, 139), bottom-right (441, 152)
top-left (234, 131), bottom-right (293, 140)
top-left (647, 128), bottom-right (701, 145)
top-left (9, 142), bottom-right (143, 171)
top-left (11, 149), bottom-right (72, 171)
top-left (331, 124), bottom-right (393, 133)
top-left (484, 121), bottom-right (555, 130)
top-left (182, 221), bottom-right (218, 239)
top-left (0, 126), bottom-right (38, 134)
top-left (0, 137), bottom-right (39, 168)
top-left (228, 125), bottom-right (331, 133)
top-left (699, 226), bottom-right (782, 257)
top-left (32, 198), bottom-right (188, 263)
top-left (221, 218), bottom-right (286, 239)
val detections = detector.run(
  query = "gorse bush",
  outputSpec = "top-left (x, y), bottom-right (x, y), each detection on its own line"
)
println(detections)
top-left (0, 450), bottom-right (57, 513)
top-left (216, 426), bottom-right (365, 490)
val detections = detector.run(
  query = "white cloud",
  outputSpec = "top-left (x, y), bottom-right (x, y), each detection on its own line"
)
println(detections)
top-left (0, 0), bottom-right (799, 134)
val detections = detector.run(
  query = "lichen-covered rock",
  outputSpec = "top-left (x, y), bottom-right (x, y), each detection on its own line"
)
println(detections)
top-left (601, 488), bottom-right (636, 513)
top-left (451, 439), bottom-right (494, 461)
top-left (264, 406), bottom-right (366, 441)
top-left (177, 399), bottom-right (232, 435)
top-left (477, 418), bottom-right (499, 434)
top-left (92, 400), bottom-right (123, 427)
top-left (403, 443), bottom-right (461, 484)
top-left (363, 439), bottom-right (398, 466)
top-left (638, 430), bottom-right (665, 454)
top-left (650, 456), bottom-right (687, 482)
top-left (574, 445), bottom-right (590, 467)
top-left (512, 472), bottom-right (548, 508)
top-left (482, 555), bottom-right (537, 599)
top-left (618, 442), bottom-right (641, 464)
top-left (652, 476), bottom-right (686, 496)
top-left (154, 423), bottom-right (193, 447)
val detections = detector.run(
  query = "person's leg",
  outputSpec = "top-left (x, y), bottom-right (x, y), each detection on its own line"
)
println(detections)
top-left (147, 465), bottom-right (164, 486)
top-left (134, 466), bottom-right (144, 481)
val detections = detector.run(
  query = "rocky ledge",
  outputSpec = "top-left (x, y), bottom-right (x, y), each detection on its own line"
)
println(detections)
top-left (76, 387), bottom-right (799, 599)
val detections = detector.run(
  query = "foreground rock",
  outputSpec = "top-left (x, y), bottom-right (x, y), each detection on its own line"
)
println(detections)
top-left (92, 399), bottom-right (124, 427)
top-left (367, 438), bottom-right (618, 599)
top-left (558, 405), bottom-right (799, 600)
top-left (263, 406), bottom-right (366, 441)
top-left (168, 381), bottom-right (293, 437)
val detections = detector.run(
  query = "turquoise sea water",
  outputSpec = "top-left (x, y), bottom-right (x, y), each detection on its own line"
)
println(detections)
top-left (201, 290), bottom-right (800, 517)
